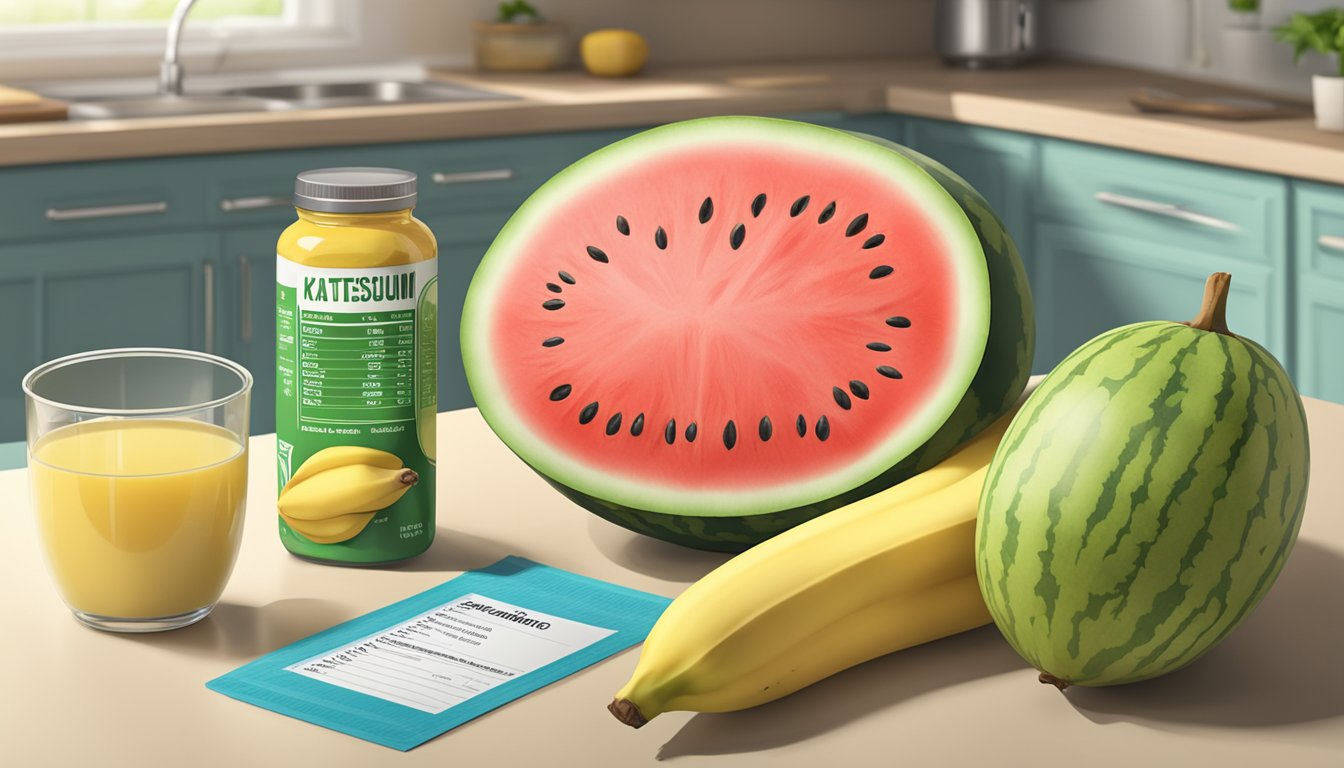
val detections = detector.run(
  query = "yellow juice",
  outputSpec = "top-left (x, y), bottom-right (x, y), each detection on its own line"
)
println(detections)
top-left (30, 418), bottom-right (248, 619)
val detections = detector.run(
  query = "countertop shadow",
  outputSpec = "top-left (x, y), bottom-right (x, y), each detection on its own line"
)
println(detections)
top-left (1064, 540), bottom-right (1344, 729)
top-left (587, 516), bottom-right (733, 583)
top-left (656, 625), bottom-right (1028, 759)
top-left (365, 528), bottom-right (515, 573)
top-left (117, 598), bottom-right (355, 661)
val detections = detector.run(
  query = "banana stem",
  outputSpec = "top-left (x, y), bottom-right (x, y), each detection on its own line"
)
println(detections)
top-left (400, 469), bottom-right (419, 486)
top-left (608, 698), bottom-right (648, 728)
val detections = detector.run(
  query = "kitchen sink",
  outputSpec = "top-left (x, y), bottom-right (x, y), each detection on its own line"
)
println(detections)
top-left (61, 80), bottom-right (517, 120)
top-left (67, 94), bottom-right (292, 120)
top-left (224, 80), bottom-right (518, 109)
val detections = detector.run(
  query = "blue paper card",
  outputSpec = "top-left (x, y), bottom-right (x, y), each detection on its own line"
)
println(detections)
top-left (207, 556), bottom-right (671, 750)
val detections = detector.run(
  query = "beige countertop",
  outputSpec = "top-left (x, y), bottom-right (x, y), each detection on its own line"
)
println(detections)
top-left (0, 57), bottom-right (1341, 185)
top-left (2, 404), bottom-right (1341, 767)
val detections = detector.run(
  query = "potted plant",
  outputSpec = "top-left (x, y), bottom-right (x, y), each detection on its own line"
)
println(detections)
top-left (1275, 9), bottom-right (1344, 132)
top-left (474, 1), bottom-right (569, 72)
top-left (1227, 0), bottom-right (1261, 29)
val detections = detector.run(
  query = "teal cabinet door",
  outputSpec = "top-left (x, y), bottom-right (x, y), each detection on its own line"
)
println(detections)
top-left (0, 232), bottom-right (218, 442)
top-left (1035, 222), bottom-right (1282, 367)
top-left (1293, 181), bottom-right (1344, 404)
top-left (222, 227), bottom-right (278, 435)
top-left (1035, 139), bottom-right (1287, 373)
top-left (903, 118), bottom-right (1041, 370)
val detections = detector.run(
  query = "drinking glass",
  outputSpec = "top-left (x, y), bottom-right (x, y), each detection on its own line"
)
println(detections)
top-left (23, 348), bottom-right (252, 632)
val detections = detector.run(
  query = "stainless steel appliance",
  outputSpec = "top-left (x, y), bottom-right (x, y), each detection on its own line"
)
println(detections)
top-left (935, 0), bottom-right (1040, 69)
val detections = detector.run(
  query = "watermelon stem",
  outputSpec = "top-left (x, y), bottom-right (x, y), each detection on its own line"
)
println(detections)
top-left (1038, 672), bottom-right (1071, 691)
top-left (1186, 272), bottom-right (1236, 337)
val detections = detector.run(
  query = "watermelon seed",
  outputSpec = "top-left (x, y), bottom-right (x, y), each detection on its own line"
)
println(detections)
top-left (664, 418), bottom-right (677, 445)
top-left (795, 414), bottom-right (807, 437)
top-left (606, 413), bottom-right (623, 436)
top-left (876, 365), bottom-right (903, 379)
top-left (685, 422), bottom-right (699, 443)
top-left (546, 282), bottom-right (562, 293)
top-left (818, 201), bottom-right (836, 224)
top-left (759, 416), bottom-right (773, 442)
top-left (849, 380), bottom-right (870, 400)
top-left (815, 416), bottom-right (831, 441)
top-left (832, 387), bottom-right (852, 410)
top-left (790, 195), bottom-right (811, 217)
top-left (655, 226), bottom-right (668, 250)
top-left (723, 420), bottom-right (738, 450)
top-left (579, 402), bottom-right (599, 424)
top-left (845, 214), bottom-right (869, 237)
top-left (541, 336), bottom-right (565, 347)
top-left (863, 234), bottom-right (886, 249)
top-left (751, 194), bottom-right (767, 217)
top-left (586, 245), bottom-right (609, 263)
top-left (886, 316), bottom-right (910, 328)
top-left (731, 224), bottom-right (746, 250)
top-left (631, 413), bottom-right (645, 437)
top-left (558, 271), bottom-right (576, 285)
top-left (543, 299), bottom-right (566, 311)
top-left (699, 197), bottom-right (714, 223)
top-left (867, 342), bottom-right (892, 352)
top-left (549, 384), bottom-right (572, 401)
top-left (869, 265), bottom-right (894, 279)
top-left (616, 216), bottom-right (630, 236)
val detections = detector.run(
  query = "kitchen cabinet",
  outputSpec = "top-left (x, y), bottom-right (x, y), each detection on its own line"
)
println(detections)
top-left (1034, 139), bottom-right (1289, 370)
top-left (222, 227), bottom-right (278, 437)
top-left (0, 232), bottom-right (218, 441)
top-left (901, 117), bottom-right (1041, 370)
top-left (1293, 181), bottom-right (1344, 405)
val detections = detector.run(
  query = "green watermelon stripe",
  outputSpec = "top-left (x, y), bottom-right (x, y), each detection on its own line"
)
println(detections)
top-left (981, 325), bottom-right (1176, 650)
top-left (1062, 333), bottom-right (1237, 659)
top-left (1152, 354), bottom-right (1308, 674)
top-left (1074, 332), bottom-right (1205, 559)
top-left (1033, 406), bottom-right (1104, 629)
top-left (1057, 334), bottom-right (1211, 676)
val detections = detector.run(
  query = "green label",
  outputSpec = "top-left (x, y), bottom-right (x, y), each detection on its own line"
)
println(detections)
top-left (276, 257), bottom-right (437, 564)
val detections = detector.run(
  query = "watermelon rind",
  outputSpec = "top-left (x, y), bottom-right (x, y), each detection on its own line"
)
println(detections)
top-left (463, 117), bottom-right (1034, 551)
top-left (976, 322), bottom-right (1309, 685)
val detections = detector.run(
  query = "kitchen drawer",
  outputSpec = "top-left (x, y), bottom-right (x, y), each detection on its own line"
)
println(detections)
top-left (0, 156), bottom-right (207, 243)
top-left (203, 145), bottom-right (388, 226)
top-left (1294, 180), bottom-right (1344, 281)
top-left (413, 130), bottom-right (637, 215)
top-left (1038, 140), bottom-right (1286, 265)
top-left (1034, 221), bottom-right (1286, 370)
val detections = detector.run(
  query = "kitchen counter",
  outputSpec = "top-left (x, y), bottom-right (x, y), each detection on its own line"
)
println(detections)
top-left (0, 58), bottom-right (1340, 184)
top-left (2, 404), bottom-right (1341, 767)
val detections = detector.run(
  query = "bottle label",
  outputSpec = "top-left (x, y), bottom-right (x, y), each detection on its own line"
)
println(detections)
top-left (276, 257), bottom-right (437, 563)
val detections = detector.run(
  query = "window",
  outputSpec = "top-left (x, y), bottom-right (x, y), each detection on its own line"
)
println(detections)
top-left (0, 0), bottom-right (288, 28)
top-left (0, 0), bottom-right (356, 64)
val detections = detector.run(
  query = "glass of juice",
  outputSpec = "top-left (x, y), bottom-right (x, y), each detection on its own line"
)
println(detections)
top-left (23, 348), bottom-right (252, 632)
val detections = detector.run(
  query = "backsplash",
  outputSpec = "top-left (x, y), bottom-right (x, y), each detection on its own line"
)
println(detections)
top-left (1047, 0), bottom-right (1337, 98)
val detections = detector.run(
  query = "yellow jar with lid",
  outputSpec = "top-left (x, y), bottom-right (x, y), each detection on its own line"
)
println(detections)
top-left (275, 167), bottom-right (437, 564)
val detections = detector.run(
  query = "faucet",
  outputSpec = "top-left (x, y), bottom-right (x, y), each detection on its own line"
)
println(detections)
top-left (159, 0), bottom-right (200, 96)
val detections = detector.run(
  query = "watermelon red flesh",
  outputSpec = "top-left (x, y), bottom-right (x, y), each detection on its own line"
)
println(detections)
top-left (491, 143), bottom-right (965, 491)
top-left (466, 117), bottom-right (995, 520)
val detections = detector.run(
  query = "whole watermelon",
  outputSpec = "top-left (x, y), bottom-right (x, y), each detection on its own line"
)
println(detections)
top-left (976, 273), bottom-right (1310, 687)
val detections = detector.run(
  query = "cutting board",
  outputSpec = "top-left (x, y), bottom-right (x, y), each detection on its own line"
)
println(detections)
top-left (1130, 86), bottom-right (1306, 121)
top-left (0, 98), bottom-right (69, 124)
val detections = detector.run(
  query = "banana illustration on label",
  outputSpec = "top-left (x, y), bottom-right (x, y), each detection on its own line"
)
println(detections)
top-left (278, 446), bottom-right (419, 544)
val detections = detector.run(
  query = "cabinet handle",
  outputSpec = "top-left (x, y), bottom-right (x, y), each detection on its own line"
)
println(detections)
top-left (203, 261), bottom-right (215, 355)
top-left (239, 255), bottom-right (252, 343)
top-left (1319, 235), bottom-right (1344, 253)
top-left (219, 195), bottom-right (291, 212)
top-left (432, 169), bottom-right (514, 185)
top-left (1094, 192), bottom-right (1240, 232)
top-left (45, 201), bottom-right (168, 221)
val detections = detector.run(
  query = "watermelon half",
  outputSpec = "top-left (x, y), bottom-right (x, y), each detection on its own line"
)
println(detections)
top-left (462, 117), bottom-right (1033, 551)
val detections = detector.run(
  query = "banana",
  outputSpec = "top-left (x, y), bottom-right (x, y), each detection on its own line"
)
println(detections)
top-left (608, 411), bottom-right (1013, 728)
top-left (277, 447), bottom-right (418, 543)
